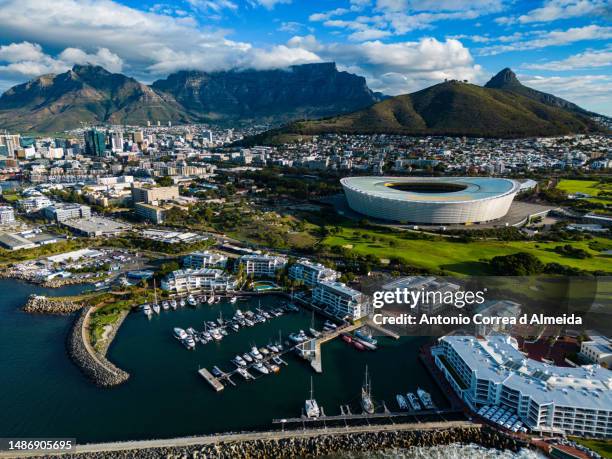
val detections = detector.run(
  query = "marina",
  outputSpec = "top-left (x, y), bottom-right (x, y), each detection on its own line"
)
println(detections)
top-left (0, 280), bottom-right (445, 444)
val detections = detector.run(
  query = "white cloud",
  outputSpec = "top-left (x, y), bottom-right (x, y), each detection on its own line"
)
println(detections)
top-left (479, 25), bottom-right (612, 55)
top-left (522, 47), bottom-right (612, 70)
top-left (519, 73), bottom-right (612, 115)
top-left (0, 41), bottom-right (123, 79)
top-left (252, 0), bottom-right (291, 10)
top-left (278, 21), bottom-right (303, 33)
top-left (288, 35), bottom-right (483, 94)
top-left (496, 0), bottom-right (609, 25)
top-left (309, 8), bottom-right (349, 22)
top-left (187, 0), bottom-right (238, 12)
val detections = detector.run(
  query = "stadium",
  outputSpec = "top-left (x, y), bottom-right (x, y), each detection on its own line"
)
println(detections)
top-left (340, 176), bottom-right (520, 225)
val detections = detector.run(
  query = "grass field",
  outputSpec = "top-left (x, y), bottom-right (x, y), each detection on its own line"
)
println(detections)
top-left (569, 437), bottom-right (612, 458)
top-left (323, 227), bottom-right (612, 275)
top-left (556, 179), bottom-right (612, 205)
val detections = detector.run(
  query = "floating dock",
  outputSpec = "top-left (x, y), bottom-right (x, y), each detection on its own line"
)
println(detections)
top-left (198, 368), bottom-right (224, 392)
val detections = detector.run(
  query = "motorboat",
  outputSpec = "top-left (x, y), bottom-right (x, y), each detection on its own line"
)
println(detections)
top-left (230, 296), bottom-right (238, 304)
top-left (179, 298), bottom-right (186, 307)
top-left (162, 301), bottom-right (170, 310)
top-left (417, 388), bottom-right (435, 410)
top-left (396, 394), bottom-right (408, 410)
top-left (183, 336), bottom-right (196, 350)
top-left (406, 393), bottom-right (421, 411)
top-left (174, 327), bottom-right (188, 340)
top-left (170, 299), bottom-right (177, 310)
top-left (323, 320), bottom-right (337, 330)
top-left (289, 330), bottom-right (308, 343)
top-left (143, 304), bottom-right (152, 317)
top-left (242, 353), bottom-right (253, 363)
top-left (152, 303), bottom-right (160, 314)
top-left (253, 362), bottom-right (269, 375)
top-left (355, 330), bottom-right (377, 346)
top-left (249, 346), bottom-right (263, 360)
top-left (187, 295), bottom-right (197, 307)
top-left (233, 355), bottom-right (247, 367)
top-left (267, 344), bottom-right (279, 353)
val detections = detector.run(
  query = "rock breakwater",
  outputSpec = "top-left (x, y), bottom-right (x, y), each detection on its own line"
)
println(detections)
top-left (67, 306), bottom-right (129, 388)
top-left (23, 294), bottom-right (85, 314)
top-left (27, 425), bottom-right (527, 459)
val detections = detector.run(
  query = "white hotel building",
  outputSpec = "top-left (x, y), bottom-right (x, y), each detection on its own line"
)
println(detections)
top-left (237, 254), bottom-right (287, 278)
top-left (162, 268), bottom-right (237, 293)
top-left (288, 259), bottom-right (338, 287)
top-left (433, 334), bottom-right (612, 437)
top-left (312, 280), bottom-right (366, 321)
top-left (183, 251), bottom-right (228, 270)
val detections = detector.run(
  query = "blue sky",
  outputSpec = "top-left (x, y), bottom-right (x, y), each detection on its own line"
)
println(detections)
top-left (0, 0), bottom-right (611, 114)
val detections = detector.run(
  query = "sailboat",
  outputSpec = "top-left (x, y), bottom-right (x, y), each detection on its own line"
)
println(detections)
top-left (361, 365), bottom-right (375, 414)
top-left (305, 376), bottom-right (321, 418)
top-left (309, 310), bottom-right (320, 337)
top-left (152, 279), bottom-right (160, 314)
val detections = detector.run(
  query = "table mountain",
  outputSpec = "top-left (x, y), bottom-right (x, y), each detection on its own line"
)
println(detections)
top-left (151, 62), bottom-right (385, 124)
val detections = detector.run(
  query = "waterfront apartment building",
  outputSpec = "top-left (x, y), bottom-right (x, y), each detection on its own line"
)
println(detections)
top-left (43, 203), bottom-right (91, 222)
top-left (236, 254), bottom-right (288, 278)
top-left (580, 333), bottom-right (612, 367)
top-left (288, 259), bottom-right (338, 287)
top-left (183, 251), bottom-right (227, 270)
top-left (131, 184), bottom-right (179, 204)
top-left (432, 334), bottom-right (612, 438)
top-left (312, 280), bottom-right (365, 321)
top-left (0, 206), bottom-right (15, 225)
top-left (161, 268), bottom-right (237, 293)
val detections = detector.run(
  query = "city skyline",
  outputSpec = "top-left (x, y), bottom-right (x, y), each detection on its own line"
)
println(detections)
top-left (0, 0), bottom-right (610, 115)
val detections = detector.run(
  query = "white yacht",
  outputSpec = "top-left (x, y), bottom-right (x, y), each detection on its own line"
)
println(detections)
top-left (361, 365), bottom-right (375, 414)
top-left (162, 301), bottom-right (170, 310)
top-left (233, 355), bottom-right (247, 367)
top-left (179, 298), bottom-right (186, 307)
top-left (187, 295), bottom-right (197, 307)
top-left (182, 335), bottom-right (196, 350)
top-left (173, 327), bottom-right (188, 340)
top-left (249, 346), bottom-right (263, 360)
top-left (253, 362), bottom-right (269, 375)
top-left (152, 303), bottom-right (161, 314)
top-left (143, 304), bottom-right (152, 317)
top-left (406, 393), bottom-right (421, 411)
top-left (170, 299), bottom-right (177, 310)
top-left (230, 296), bottom-right (238, 304)
top-left (242, 353), bottom-right (253, 363)
top-left (417, 388), bottom-right (435, 410)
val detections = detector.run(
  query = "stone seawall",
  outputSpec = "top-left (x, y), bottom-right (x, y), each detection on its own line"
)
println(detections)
top-left (19, 425), bottom-right (528, 459)
top-left (23, 294), bottom-right (85, 314)
top-left (67, 306), bottom-right (130, 388)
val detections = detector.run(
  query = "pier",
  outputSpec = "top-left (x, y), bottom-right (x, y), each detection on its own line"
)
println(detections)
top-left (272, 407), bottom-right (463, 425)
top-left (296, 322), bottom-right (362, 372)
top-left (198, 368), bottom-right (224, 392)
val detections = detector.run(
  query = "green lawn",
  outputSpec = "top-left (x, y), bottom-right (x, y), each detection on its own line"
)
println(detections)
top-left (323, 227), bottom-right (612, 275)
top-left (556, 179), bottom-right (612, 205)
top-left (569, 437), bottom-right (612, 458)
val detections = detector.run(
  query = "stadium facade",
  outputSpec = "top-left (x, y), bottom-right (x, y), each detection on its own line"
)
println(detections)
top-left (341, 176), bottom-right (520, 224)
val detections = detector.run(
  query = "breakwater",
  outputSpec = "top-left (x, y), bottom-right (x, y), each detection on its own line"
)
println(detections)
top-left (23, 294), bottom-right (85, 314)
top-left (67, 306), bottom-right (130, 387)
top-left (10, 424), bottom-right (528, 459)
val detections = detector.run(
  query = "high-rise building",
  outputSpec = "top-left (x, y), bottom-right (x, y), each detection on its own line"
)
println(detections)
top-left (0, 206), bottom-right (16, 225)
top-left (84, 129), bottom-right (106, 156)
top-left (0, 134), bottom-right (21, 158)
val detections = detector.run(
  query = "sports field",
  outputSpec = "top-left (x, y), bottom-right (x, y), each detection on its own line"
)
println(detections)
top-left (556, 179), bottom-right (612, 205)
top-left (323, 227), bottom-right (612, 275)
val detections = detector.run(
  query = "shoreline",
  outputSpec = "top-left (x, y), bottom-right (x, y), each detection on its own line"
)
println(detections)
top-left (0, 422), bottom-right (531, 458)
top-left (0, 269), bottom-right (105, 289)
top-left (23, 294), bottom-right (86, 314)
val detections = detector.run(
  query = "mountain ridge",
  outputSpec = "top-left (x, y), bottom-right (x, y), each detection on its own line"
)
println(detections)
top-left (0, 62), bottom-right (384, 132)
top-left (242, 69), bottom-right (608, 144)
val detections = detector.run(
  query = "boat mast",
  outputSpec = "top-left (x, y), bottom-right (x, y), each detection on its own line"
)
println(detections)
top-left (153, 279), bottom-right (158, 305)
top-left (310, 376), bottom-right (314, 400)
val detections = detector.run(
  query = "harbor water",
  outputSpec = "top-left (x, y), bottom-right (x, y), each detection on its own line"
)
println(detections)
top-left (0, 278), bottom-right (524, 459)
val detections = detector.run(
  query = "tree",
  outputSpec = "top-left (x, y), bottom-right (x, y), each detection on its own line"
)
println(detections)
top-left (489, 252), bottom-right (544, 276)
